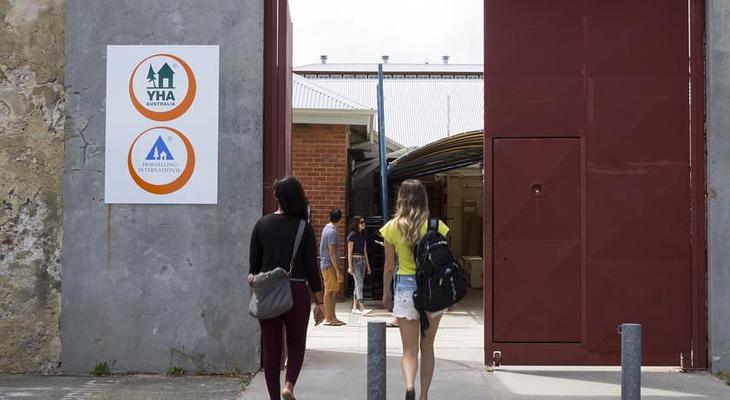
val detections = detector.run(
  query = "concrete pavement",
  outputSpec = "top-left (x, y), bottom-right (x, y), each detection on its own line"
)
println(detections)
top-left (2, 290), bottom-right (729, 399)
top-left (240, 290), bottom-right (730, 399)
top-left (0, 375), bottom-right (242, 399)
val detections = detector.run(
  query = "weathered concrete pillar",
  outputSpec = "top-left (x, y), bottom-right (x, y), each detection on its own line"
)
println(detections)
top-left (62, 0), bottom-right (264, 374)
top-left (707, 0), bottom-right (730, 376)
top-left (0, 0), bottom-right (65, 373)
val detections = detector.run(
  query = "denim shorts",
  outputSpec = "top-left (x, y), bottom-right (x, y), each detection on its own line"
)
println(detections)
top-left (393, 274), bottom-right (444, 321)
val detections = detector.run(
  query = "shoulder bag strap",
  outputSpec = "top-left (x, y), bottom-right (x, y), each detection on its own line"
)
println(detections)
top-left (287, 220), bottom-right (306, 275)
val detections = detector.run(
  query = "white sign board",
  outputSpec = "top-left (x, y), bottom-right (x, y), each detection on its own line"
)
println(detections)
top-left (105, 45), bottom-right (219, 204)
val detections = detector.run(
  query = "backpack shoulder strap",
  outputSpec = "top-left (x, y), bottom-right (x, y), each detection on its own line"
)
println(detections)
top-left (415, 218), bottom-right (439, 256)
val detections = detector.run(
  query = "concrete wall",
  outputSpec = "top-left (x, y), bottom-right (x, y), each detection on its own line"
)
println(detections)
top-left (707, 0), bottom-right (730, 375)
top-left (62, 0), bottom-right (263, 374)
top-left (0, 0), bottom-right (65, 373)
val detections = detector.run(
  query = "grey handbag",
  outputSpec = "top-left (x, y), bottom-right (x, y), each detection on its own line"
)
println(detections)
top-left (248, 220), bottom-right (306, 319)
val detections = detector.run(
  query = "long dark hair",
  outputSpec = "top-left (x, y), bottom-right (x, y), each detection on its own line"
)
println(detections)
top-left (349, 215), bottom-right (365, 234)
top-left (274, 176), bottom-right (309, 219)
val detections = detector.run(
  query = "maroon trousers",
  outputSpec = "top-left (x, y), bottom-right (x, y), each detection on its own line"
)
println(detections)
top-left (259, 281), bottom-right (311, 399)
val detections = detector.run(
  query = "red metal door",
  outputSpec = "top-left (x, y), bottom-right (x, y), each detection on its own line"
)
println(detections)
top-left (493, 139), bottom-right (581, 343)
top-left (484, 0), bottom-right (706, 366)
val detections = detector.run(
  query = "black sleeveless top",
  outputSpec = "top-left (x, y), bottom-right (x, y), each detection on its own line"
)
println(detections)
top-left (248, 214), bottom-right (322, 293)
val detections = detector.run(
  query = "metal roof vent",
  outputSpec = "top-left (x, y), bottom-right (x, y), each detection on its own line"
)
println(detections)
top-left (320, 55), bottom-right (328, 64)
top-left (381, 55), bottom-right (390, 64)
top-left (442, 55), bottom-right (450, 64)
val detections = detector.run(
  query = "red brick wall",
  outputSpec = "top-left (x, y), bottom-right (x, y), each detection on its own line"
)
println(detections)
top-left (292, 123), bottom-right (349, 261)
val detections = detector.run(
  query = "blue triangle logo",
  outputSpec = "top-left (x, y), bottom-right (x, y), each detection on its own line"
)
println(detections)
top-left (145, 136), bottom-right (175, 161)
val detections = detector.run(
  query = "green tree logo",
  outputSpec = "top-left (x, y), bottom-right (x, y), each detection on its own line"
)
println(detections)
top-left (146, 64), bottom-right (157, 88)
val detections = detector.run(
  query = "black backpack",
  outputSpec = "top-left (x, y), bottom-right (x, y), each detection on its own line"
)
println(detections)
top-left (413, 218), bottom-right (467, 335)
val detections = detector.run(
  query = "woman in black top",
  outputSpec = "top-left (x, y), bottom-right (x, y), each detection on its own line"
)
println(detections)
top-left (347, 215), bottom-right (372, 315)
top-left (249, 176), bottom-right (325, 400)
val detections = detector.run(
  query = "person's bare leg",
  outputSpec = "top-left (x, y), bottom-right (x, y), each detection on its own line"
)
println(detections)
top-left (398, 318), bottom-right (420, 393)
top-left (418, 314), bottom-right (443, 400)
top-left (324, 290), bottom-right (337, 322)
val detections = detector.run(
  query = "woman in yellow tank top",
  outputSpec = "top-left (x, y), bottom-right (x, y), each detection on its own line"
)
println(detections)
top-left (380, 179), bottom-right (449, 400)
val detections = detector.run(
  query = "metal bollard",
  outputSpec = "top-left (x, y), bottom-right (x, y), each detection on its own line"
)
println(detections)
top-left (367, 321), bottom-right (386, 400)
top-left (618, 323), bottom-right (642, 400)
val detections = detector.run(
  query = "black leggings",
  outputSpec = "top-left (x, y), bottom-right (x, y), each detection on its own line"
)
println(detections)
top-left (259, 281), bottom-right (311, 399)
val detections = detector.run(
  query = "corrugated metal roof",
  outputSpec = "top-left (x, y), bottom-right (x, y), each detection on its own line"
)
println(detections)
top-left (292, 74), bottom-right (372, 110)
top-left (294, 63), bottom-right (483, 74)
top-left (388, 130), bottom-right (483, 182)
top-left (302, 77), bottom-right (484, 148)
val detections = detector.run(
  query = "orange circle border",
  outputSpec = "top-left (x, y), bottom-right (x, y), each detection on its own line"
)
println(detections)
top-left (128, 53), bottom-right (197, 121)
top-left (127, 126), bottom-right (196, 195)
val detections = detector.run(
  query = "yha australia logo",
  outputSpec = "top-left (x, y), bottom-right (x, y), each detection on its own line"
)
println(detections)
top-left (128, 54), bottom-right (196, 121)
top-left (127, 126), bottom-right (195, 195)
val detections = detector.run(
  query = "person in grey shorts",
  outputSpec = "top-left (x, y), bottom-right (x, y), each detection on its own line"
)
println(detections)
top-left (347, 215), bottom-right (372, 315)
top-left (320, 208), bottom-right (346, 326)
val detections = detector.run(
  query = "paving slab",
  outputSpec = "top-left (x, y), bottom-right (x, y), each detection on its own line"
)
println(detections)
top-left (487, 367), bottom-right (730, 399)
top-left (0, 375), bottom-right (242, 400)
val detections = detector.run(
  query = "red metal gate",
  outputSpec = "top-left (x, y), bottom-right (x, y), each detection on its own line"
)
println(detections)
top-left (264, 0), bottom-right (293, 214)
top-left (484, 0), bottom-right (707, 366)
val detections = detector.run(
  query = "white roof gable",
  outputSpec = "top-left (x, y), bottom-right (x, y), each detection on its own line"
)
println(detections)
top-left (292, 74), bottom-right (371, 110)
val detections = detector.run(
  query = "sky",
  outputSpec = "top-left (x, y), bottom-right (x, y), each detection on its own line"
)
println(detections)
top-left (288, 0), bottom-right (484, 67)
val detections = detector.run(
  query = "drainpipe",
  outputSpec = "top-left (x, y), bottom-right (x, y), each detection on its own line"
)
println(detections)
top-left (377, 63), bottom-right (389, 224)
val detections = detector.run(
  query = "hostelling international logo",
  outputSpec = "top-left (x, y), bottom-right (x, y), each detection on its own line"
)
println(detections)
top-left (127, 126), bottom-right (195, 195)
top-left (128, 54), bottom-right (197, 121)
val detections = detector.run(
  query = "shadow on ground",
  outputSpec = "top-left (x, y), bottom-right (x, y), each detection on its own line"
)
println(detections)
top-left (240, 348), bottom-right (489, 400)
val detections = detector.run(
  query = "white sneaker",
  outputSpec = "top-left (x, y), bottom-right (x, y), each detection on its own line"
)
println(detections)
top-left (352, 308), bottom-right (362, 315)
top-left (361, 308), bottom-right (373, 316)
